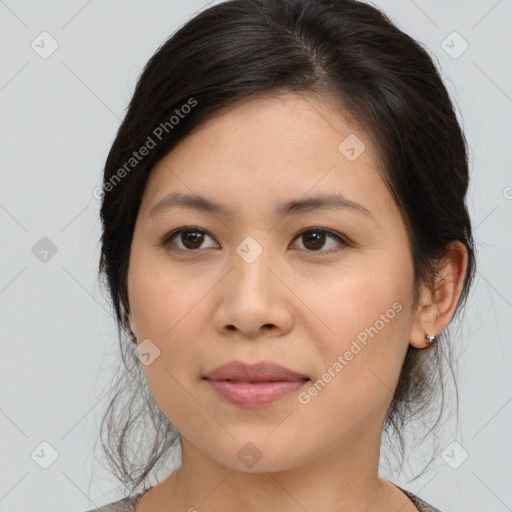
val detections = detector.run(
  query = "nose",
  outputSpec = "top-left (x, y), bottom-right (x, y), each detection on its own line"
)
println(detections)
top-left (213, 243), bottom-right (294, 339)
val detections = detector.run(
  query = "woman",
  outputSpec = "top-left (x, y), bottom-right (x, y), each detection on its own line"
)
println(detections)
top-left (89, 0), bottom-right (475, 510)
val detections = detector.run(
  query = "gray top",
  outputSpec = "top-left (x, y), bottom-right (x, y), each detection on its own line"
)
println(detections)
top-left (85, 485), bottom-right (442, 512)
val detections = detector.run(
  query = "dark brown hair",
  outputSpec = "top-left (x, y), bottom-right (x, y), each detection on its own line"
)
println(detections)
top-left (96, 0), bottom-right (476, 493)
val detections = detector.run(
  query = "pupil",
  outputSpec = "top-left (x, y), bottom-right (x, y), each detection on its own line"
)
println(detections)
top-left (304, 231), bottom-right (325, 250)
top-left (184, 231), bottom-right (203, 248)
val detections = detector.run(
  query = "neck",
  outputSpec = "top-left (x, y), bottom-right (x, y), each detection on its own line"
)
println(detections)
top-left (147, 432), bottom-right (407, 512)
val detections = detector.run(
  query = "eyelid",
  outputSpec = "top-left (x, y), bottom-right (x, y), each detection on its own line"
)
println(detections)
top-left (162, 226), bottom-right (218, 249)
top-left (293, 227), bottom-right (351, 247)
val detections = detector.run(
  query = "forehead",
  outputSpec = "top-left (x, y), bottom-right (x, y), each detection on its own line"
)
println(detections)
top-left (140, 92), bottom-right (392, 220)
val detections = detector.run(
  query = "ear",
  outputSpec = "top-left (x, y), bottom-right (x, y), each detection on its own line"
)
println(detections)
top-left (129, 315), bottom-right (137, 338)
top-left (409, 241), bottom-right (468, 349)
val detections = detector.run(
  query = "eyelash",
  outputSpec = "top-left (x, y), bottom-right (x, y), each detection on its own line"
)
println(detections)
top-left (161, 226), bottom-right (352, 255)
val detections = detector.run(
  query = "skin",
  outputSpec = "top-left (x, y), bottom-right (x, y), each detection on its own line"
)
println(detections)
top-left (127, 91), bottom-right (468, 512)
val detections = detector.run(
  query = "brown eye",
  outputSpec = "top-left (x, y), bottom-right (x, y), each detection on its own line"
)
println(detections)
top-left (292, 228), bottom-right (348, 254)
top-left (162, 226), bottom-right (349, 254)
top-left (301, 230), bottom-right (326, 250)
top-left (179, 230), bottom-right (204, 249)
top-left (163, 227), bottom-right (217, 251)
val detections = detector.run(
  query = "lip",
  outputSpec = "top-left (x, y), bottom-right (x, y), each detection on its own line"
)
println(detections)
top-left (203, 361), bottom-right (310, 408)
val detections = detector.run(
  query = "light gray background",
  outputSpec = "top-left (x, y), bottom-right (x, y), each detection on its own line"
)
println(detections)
top-left (1, 1), bottom-right (511, 511)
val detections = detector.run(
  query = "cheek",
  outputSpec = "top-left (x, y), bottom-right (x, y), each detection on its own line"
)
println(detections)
top-left (128, 248), bottom-right (207, 339)
top-left (308, 252), bottom-right (413, 397)
top-left (128, 259), bottom-right (210, 430)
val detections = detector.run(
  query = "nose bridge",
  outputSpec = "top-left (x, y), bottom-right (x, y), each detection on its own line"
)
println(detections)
top-left (232, 234), bottom-right (275, 293)
top-left (221, 233), bottom-right (286, 323)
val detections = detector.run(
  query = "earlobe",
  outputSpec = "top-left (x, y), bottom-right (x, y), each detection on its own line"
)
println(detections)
top-left (409, 241), bottom-right (468, 349)
top-left (129, 315), bottom-right (137, 338)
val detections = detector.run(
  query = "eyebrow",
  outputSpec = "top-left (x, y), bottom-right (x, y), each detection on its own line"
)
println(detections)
top-left (148, 191), bottom-right (373, 219)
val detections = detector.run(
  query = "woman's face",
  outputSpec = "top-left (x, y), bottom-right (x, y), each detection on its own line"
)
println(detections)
top-left (127, 91), bottom-right (422, 473)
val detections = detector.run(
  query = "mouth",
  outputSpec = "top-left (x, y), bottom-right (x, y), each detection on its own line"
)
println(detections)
top-left (204, 360), bottom-right (310, 382)
top-left (203, 361), bottom-right (310, 407)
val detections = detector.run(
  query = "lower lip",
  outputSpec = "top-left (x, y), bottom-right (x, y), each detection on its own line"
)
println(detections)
top-left (206, 379), bottom-right (308, 407)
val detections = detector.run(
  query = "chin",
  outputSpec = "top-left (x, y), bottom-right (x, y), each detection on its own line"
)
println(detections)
top-left (208, 438), bottom-right (305, 474)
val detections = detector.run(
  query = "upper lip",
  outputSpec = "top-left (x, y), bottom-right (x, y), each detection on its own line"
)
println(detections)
top-left (204, 361), bottom-right (309, 382)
